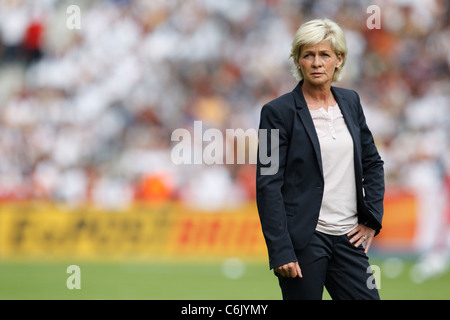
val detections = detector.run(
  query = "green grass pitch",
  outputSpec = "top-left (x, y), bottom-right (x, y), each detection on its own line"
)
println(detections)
top-left (0, 259), bottom-right (448, 300)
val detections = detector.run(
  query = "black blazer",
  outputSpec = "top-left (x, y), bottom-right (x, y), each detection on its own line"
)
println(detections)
top-left (256, 81), bottom-right (384, 270)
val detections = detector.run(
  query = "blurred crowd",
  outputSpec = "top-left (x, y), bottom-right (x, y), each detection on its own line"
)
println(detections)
top-left (0, 0), bottom-right (448, 231)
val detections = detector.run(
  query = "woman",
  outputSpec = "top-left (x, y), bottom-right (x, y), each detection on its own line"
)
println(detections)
top-left (256, 19), bottom-right (384, 300)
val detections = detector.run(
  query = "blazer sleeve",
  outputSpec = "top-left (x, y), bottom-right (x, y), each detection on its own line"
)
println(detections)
top-left (256, 102), bottom-right (297, 270)
top-left (354, 91), bottom-right (385, 234)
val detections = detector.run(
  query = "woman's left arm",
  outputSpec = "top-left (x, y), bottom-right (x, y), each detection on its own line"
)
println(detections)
top-left (347, 91), bottom-right (385, 253)
top-left (355, 90), bottom-right (385, 235)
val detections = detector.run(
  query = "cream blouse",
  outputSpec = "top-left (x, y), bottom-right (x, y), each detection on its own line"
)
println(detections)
top-left (309, 104), bottom-right (358, 235)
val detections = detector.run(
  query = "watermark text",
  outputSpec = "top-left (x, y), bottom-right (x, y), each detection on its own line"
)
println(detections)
top-left (170, 121), bottom-right (279, 175)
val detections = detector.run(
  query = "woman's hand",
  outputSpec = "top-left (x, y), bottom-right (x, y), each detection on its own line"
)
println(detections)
top-left (347, 223), bottom-right (376, 254)
top-left (274, 261), bottom-right (303, 278)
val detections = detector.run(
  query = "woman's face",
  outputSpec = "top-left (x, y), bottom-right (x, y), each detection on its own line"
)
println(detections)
top-left (298, 41), bottom-right (343, 87)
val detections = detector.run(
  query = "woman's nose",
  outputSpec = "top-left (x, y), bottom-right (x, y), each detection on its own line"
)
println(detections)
top-left (312, 55), bottom-right (322, 67)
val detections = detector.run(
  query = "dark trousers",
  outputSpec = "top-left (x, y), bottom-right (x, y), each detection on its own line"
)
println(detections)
top-left (276, 230), bottom-right (380, 300)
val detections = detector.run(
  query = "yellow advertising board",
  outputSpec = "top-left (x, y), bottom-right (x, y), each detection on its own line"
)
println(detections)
top-left (0, 193), bottom-right (417, 261)
top-left (0, 202), bottom-right (267, 261)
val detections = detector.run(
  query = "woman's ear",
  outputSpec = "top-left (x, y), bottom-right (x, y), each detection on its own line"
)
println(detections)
top-left (336, 53), bottom-right (344, 69)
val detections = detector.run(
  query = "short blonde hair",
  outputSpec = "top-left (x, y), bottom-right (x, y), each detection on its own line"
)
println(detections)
top-left (290, 19), bottom-right (347, 82)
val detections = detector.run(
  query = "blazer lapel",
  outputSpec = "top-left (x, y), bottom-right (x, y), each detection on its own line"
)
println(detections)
top-left (292, 82), bottom-right (363, 179)
top-left (292, 82), bottom-right (324, 176)
top-left (331, 86), bottom-right (362, 166)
